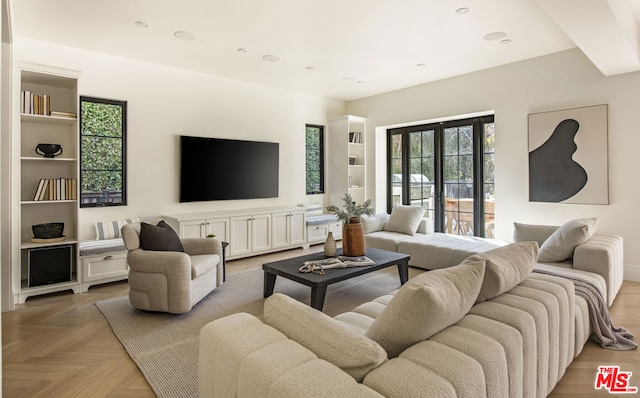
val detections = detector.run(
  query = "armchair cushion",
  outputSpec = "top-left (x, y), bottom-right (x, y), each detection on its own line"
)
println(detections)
top-left (191, 254), bottom-right (219, 279)
top-left (139, 220), bottom-right (185, 252)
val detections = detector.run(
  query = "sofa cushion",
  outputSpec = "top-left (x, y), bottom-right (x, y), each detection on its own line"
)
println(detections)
top-left (365, 260), bottom-right (486, 358)
top-left (139, 220), bottom-right (185, 252)
top-left (383, 206), bottom-right (425, 236)
top-left (263, 293), bottom-right (387, 382)
top-left (95, 217), bottom-right (140, 240)
top-left (462, 241), bottom-right (539, 303)
top-left (362, 213), bottom-right (389, 234)
top-left (512, 222), bottom-right (558, 247)
top-left (538, 218), bottom-right (598, 262)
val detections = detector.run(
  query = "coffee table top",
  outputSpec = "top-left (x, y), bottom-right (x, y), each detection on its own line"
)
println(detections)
top-left (262, 247), bottom-right (410, 288)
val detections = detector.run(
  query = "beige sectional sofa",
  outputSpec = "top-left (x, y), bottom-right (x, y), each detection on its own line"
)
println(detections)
top-left (363, 211), bottom-right (623, 306)
top-left (199, 241), bottom-right (608, 397)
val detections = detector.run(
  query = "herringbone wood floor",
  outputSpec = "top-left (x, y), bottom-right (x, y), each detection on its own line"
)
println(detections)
top-left (3, 246), bottom-right (640, 397)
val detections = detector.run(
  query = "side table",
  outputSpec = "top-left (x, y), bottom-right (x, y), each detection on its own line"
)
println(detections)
top-left (222, 241), bottom-right (229, 282)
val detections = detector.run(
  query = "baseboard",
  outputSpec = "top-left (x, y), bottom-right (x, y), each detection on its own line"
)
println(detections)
top-left (624, 264), bottom-right (640, 282)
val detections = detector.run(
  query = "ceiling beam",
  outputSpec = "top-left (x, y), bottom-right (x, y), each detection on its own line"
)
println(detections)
top-left (536, 0), bottom-right (640, 75)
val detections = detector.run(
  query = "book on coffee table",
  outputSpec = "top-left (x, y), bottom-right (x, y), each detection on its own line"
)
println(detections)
top-left (299, 255), bottom-right (375, 274)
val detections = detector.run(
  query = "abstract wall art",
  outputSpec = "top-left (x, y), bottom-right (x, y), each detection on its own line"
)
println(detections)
top-left (528, 104), bottom-right (608, 204)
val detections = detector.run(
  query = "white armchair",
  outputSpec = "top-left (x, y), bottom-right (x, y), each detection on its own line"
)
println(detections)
top-left (121, 222), bottom-right (224, 314)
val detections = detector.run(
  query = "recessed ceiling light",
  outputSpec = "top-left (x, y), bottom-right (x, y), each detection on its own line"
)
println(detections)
top-left (134, 21), bottom-right (148, 28)
top-left (343, 76), bottom-right (357, 82)
top-left (417, 63), bottom-right (426, 68)
top-left (357, 81), bottom-right (365, 84)
top-left (237, 48), bottom-right (247, 53)
top-left (456, 7), bottom-right (469, 14)
top-left (262, 54), bottom-right (281, 62)
top-left (306, 66), bottom-right (315, 71)
top-left (500, 39), bottom-right (512, 44)
top-left (174, 31), bottom-right (198, 41)
top-left (483, 32), bottom-right (507, 41)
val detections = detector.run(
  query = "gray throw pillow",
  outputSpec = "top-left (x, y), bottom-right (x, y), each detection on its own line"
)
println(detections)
top-left (383, 205), bottom-right (425, 236)
top-left (463, 241), bottom-right (539, 303)
top-left (139, 220), bottom-right (185, 252)
top-left (365, 260), bottom-right (486, 358)
top-left (538, 218), bottom-right (598, 262)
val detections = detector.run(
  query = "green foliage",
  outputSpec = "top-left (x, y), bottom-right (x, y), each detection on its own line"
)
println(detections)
top-left (80, 100), bottom-right (125, 193)
top-left (326, 193), bottom-right (375, 223)
top-left (305, 125), bottom-right (323, 194)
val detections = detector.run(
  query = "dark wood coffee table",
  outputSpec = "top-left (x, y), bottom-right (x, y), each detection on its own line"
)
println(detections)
top-left (263, 247), bottom-right (410, 311)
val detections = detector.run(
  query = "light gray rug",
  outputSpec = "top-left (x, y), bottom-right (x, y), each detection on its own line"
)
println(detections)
top-left (95, 265), bottom-right (413, 398)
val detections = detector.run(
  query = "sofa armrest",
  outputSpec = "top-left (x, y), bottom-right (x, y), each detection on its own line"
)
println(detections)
top-left (572, 234), bottom-right (624, 306)
top-left (199, 313), bottom-right (383, 398)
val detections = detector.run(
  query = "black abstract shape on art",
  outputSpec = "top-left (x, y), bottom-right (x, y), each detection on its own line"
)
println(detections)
top-left (529, 118), bottom-right (588, 202)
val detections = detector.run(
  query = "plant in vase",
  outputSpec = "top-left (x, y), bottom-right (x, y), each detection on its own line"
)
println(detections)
top-left (326, 193), bottom-right (375, 256)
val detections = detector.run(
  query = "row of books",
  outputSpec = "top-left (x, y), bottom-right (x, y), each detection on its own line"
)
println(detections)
top-left (20, 91), bottom-right (77, 119)
top-left (349, 132), bottom-right (363, 143)
top-left (21, 91), bottom-right (51, 116)
top-left (32, 178), bottom-right (77, 201)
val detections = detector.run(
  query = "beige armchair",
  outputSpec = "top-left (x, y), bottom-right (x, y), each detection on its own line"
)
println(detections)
top-left (121, 223), bottom-right (224, 314)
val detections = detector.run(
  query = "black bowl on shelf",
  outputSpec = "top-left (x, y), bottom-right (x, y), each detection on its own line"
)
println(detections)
top-left (32, 222), bottom-right (64, 239)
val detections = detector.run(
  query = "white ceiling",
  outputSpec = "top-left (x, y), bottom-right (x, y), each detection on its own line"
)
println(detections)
top-left (11, 0), bottom-right (640, 101)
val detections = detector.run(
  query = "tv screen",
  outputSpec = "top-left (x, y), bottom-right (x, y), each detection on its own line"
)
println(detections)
top-left (180, 136), bottom-right (279, 202)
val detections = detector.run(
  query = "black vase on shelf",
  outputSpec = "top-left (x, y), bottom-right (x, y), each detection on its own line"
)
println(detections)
top-left (35, 143), bottom-right (63, 158)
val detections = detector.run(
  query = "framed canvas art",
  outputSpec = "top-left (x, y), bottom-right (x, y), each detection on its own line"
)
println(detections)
top-left (528, 104), bottom-right (608, 204)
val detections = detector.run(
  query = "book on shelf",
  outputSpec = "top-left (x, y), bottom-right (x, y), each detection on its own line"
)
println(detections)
top-left (349, 132), bottom-right (362, 143)
top-left (299, 255), bottom-right (376, 274)
top-left (49, 110), bottom-right (77, 118)
top-left (32, 178), bottom-right (77, 201)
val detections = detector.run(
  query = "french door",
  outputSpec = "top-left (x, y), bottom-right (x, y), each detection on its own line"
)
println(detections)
top-left (387, 115), bottom-right (495, 237)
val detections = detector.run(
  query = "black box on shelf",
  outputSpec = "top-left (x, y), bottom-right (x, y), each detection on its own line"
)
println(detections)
top-left (26, 244), bottom-right (74, 287)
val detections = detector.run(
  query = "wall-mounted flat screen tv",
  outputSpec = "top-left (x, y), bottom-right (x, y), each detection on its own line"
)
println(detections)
top-left (180, 135), bottom-right (279, 202)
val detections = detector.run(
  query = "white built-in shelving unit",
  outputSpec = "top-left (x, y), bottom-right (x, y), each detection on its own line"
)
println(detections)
top-left (327, 115), bottom-right (367, 209)
top-left (12, 63), bottom-right (81, 304)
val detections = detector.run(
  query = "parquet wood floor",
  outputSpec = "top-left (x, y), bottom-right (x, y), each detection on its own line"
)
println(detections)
top-left (2, 246), bottom-right (639, 397)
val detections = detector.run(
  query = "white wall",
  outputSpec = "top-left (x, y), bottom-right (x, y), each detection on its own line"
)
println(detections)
top-left (14, 38), bottom-right (345, 240)
top-left (347, 48), bottom-right (640, 280)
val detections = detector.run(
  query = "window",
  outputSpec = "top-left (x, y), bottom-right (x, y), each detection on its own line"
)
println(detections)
top-left (305, 124), bottom-right (325, 194)
top-left (387, 115), bottom-right (494, 237)
top-left (79, 96), bottom-right (127, 207)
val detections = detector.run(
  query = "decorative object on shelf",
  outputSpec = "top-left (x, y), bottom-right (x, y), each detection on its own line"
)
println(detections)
top-left (326, 193), bottom-right (374, 257)
top-left (35, 143), bottom-right (63, 158)
top-left (32, 222), bottom-right (64, 239)
top-left (324, 231), bottom-right (336, 256)
top-left (349, 156), bottom-right (356, 165)
top-left (206, 234), bottom-right (216, 238)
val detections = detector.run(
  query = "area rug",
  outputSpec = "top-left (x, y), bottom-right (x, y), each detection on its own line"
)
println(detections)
top-left (95, 265), bottom-right (417, 398)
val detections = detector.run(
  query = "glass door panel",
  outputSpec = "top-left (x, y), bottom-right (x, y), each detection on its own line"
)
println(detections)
top-left (484, 122), bottom-right (495, 237)
top-left (408, 130), bottom-right (435, 232)
top-left (390, 133), bottom-right (403, 207)
top-left (444, 125), bottom-right (475, 236)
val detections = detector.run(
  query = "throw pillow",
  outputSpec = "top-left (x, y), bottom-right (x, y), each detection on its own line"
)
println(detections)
top-left (362, 213), bottom-right (389, 234)
top-left (383, 205), bottom-right (425, 236)
top-left (512, 222), bottom-right (559, 247)
top-left (538, 218), bottom-right (598, 262)
top-left (463, 241), bottom-right (539, 303)
top-left (95, 217), bottom-right (140, 240)
top-left (365, 260), bottom-right (486, 358)
top-left (139, 220), bottom-right (185, 252)
top-left (263, 293), bottom-right (387, 382)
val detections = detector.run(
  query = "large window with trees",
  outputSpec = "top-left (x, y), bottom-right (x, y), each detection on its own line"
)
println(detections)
top-left (306, 124), bottom-right (325, 194)
top-left (79, 96), bottom-right (127, 207)
top-left (388, 115), bottom-right (494, 237)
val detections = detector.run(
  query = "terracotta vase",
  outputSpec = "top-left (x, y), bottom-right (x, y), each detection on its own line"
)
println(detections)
top-left (342, 217), bottom-right (365, 256)
top-left (324, 231), bottom-right (336, 257)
